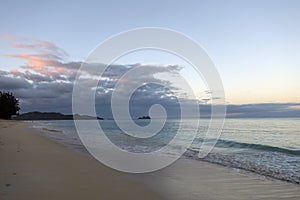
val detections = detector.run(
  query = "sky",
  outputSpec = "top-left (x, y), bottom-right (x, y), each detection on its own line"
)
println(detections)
top-left (0, 0), bottom-right (300, 117)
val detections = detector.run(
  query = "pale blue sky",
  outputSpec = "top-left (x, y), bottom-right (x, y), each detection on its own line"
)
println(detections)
top-left (1, 0), bottom-right (300, 104)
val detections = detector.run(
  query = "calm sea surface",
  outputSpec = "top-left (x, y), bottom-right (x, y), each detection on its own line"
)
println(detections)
top-left (32, 118), bottom-right (300, 184)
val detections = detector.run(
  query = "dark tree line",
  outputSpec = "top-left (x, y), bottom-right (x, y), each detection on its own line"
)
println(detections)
top-left (0, 91), bottom-right (20, 119)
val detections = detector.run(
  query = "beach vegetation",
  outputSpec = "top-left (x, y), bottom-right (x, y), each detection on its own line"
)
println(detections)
top-left (0, 91), bottom-right (20, 119)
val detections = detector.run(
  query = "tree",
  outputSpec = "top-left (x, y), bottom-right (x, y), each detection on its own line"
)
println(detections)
top-left (0, 91), bottom-right (20, 119)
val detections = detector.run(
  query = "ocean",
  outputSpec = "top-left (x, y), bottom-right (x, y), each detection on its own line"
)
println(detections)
top-left (31, 118), bottom-right (300, 184)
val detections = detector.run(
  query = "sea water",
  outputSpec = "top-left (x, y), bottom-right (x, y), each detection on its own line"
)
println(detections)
top-left (32, 118), bottom-right (300, 184)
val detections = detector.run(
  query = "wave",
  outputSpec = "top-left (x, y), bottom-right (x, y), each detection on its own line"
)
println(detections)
top-left (193, 138), bottom-right (300, 156)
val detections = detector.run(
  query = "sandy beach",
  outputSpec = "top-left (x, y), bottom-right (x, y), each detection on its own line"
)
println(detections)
top-left (1, 120), bottom-right (299, 200)
top-left (0, 120), bottom-right (164, 200)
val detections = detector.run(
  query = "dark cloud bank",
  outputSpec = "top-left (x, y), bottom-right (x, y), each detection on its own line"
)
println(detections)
top-left (1, 39), bottom-right (300, 118)
top-left (1, 63), bottom-right (300, 118)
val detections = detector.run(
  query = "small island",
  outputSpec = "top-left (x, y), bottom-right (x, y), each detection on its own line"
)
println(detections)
top-left (138, 115), bottom-right (151, 119)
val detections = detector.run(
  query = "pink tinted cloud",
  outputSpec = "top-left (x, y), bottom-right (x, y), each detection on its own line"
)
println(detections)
top-left (5, 52), bottom-right (79, 79)
top-left (4, 38), bottom-right (72, 78)
top-left (10, 40), bottom-right (68, 59)
top-left (6, 53), bottom-right (48, 72)
top-left (11, 40), bottom-right (58, 51)
top-left (4, 37), bottom-right (105, 82)
top-left (10, 69), bottom-right (21, 75)
top-left (0, 34), bottom-right (17, 40)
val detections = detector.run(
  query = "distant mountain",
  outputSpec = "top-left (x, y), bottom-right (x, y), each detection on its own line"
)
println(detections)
top-left (14, 112), bottom-right (104, 120)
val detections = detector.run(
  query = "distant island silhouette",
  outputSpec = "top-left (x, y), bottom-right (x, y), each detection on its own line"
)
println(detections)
top-left (138, 115), bottom-right (151, 119)
top-left (14, 112), bottom-right (104, 121)
top-left (13, 112), bottom-right (154, 121)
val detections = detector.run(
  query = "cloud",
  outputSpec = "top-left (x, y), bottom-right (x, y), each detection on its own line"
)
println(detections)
top-left (9, 39), bottom-right (68, 58)
top-left (1, 38), bottom-right (79, 112)
top-left (1, 38), bottom-right (188, 115)
top-left (1, 37), bottom-right (300, 118)
top-left (4, 51), bottom-right (81, 83)
top-left (226, 103), bottom-right (300, 118)
top-left (0, 76), bottom-right (32, 90)
top-left (3, 38), bottom-right (75, 81)
top-left (197, 103), bottom-right (300, 118)
top-left (0, 34), bottom-right (17, 40)
top-left (0, 70), bottom-right (9, 76)
top-left (288, 105), bottom-right (300, 110)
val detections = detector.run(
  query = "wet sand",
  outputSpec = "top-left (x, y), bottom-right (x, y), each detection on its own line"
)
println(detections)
top-left (133, 158), bottom-right (300, 200)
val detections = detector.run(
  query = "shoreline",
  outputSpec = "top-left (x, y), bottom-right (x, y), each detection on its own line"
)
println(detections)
top-left (31, 119), bottom-right (300, 185)
top-left (131, 158), bottom-right (300, 200)
top-left (1, 120), bottom-right (299, 200)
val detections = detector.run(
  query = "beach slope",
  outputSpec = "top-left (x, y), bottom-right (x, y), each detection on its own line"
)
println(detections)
top-left (0, 120), bottom-right (164, 200)
top-left (1, 120), bottom-right (299, 200)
